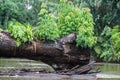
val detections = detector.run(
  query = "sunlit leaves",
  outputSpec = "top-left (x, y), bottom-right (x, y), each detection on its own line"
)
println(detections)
top-left (111, 25), bottom-right (120, 53)
top-left (57, 1), bottom-right (96, 48)
top-left (76, 8), bottom-right (96, 48)
top-left (36, 1), bottom-right (97, 48)
top-left (8, 22), bottom-right (33, 46)
top-left (36, 4), bottom-right (59, 41)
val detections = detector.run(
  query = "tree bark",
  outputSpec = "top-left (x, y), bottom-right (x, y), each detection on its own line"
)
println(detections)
top-left (0, 31), bottom-right (91, 70)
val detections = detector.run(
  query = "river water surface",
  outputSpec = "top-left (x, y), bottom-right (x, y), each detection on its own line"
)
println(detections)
top-left (0, 58), bottom-right (120, 80)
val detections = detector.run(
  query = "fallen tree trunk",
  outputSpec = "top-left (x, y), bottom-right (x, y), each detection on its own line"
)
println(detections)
top-left (0, 31), bottom-right (91, 72)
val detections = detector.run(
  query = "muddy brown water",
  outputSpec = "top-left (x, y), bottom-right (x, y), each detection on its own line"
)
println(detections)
top-left (0, 58), bottom-right (120, 80)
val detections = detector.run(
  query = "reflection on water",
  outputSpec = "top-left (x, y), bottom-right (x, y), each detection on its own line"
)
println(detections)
top-left (94, 63), bottom-right (120, 75)
top-left (0, 58), bottom-right (54, 72)
top-left (0, 74), bottom-right (96, 80)
top-left (94, 63), bottom-right (120, 80)
top-left (0, 58), bottom-right (120, 80)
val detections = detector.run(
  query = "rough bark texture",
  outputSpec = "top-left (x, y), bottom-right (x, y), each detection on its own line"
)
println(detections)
top-left (0, 31), bottom-right (91, 71)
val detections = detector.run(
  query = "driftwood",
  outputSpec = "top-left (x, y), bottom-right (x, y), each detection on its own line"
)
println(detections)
top-left (0, 31), bottom-right (93, 74)
top-left (57, 61), bottom-right (95, 75)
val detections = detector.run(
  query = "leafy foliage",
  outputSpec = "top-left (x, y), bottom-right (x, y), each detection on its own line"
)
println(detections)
top-left (0, 0), bottom-right (18, 28)
top-left (76, 8), bottom-right (97, 48)
top-left (78, 0), bottom-right (120, 35)
top-left (0, 0), bottom-right (43, 29)
top-left (35, 3), bottom-right (59, 41)
top-left (94, 26), bottom-right (120, 62)
top-left (8, 22), bottom-right (33, 46)
top-left (57, 1), bottom-right (78, 37)
top-left (57, 1), bottom-right (96, 47)
top-left (110, 26), bottom-right (120, 54)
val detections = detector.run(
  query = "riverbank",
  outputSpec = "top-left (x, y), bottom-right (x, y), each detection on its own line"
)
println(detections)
top-left (0, 58), bottom-right (96, 80)
top-left (0, 58), bottom-right (120, 80)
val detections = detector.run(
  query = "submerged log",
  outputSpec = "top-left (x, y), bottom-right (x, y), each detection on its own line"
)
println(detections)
top-left (57, 61), bottom-right (95, 75)
top-left (0, 31), bottom-right (92, 73)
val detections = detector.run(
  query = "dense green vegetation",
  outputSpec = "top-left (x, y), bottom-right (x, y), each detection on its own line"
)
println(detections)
top-left (57, 0), bottom-right (96, 47)
top-left (8, 22), bottom-right (33, 46)
top-left (35, 3), bottom-right (59, 40)
top-left (0, 0), bottom-right (120, 62)
top-left (94, 26), bottom-right (120, 62)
